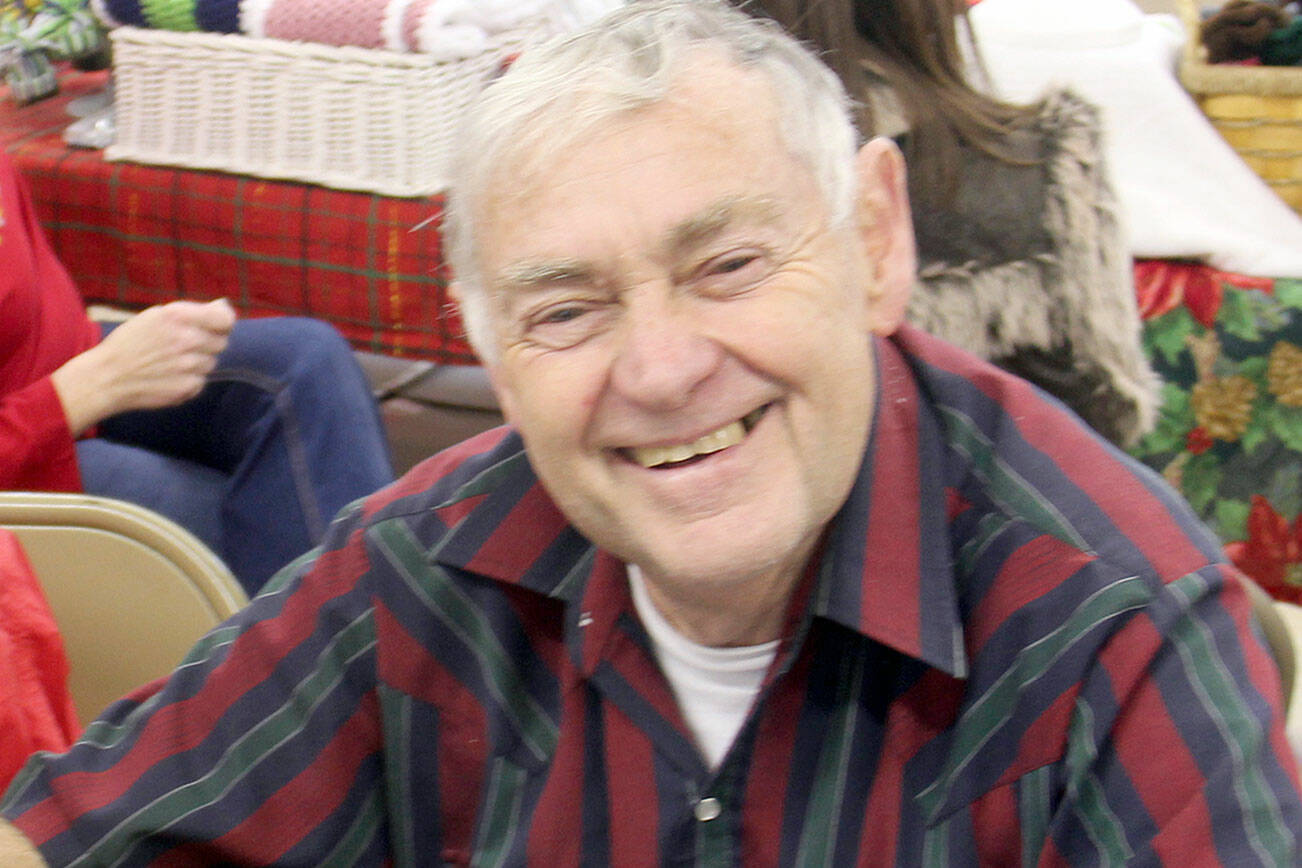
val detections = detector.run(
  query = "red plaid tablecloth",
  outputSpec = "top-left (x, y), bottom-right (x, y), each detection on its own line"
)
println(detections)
top-left (2, 66), bottom-right (475, 364)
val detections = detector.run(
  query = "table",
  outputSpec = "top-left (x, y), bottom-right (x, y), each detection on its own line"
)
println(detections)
top-left (2, 66), bottom-right (475, 364)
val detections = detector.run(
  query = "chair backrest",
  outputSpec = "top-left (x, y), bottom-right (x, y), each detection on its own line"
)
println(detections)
top-left (0, 492), bottom-right (248, 726)
top-left (1238, 573), bottom-right (1299, 718)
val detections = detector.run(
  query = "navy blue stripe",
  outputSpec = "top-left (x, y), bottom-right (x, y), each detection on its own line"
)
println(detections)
top-left (581, 683), bottom-right (612, 867)
top-left (588, 660), bottom-right (702, 780)
top-left (655, 750), bottom-right (696, 864)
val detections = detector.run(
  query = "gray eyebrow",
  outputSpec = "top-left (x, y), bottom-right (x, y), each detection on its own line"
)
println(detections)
top-left (665, 196), bottom-right (784, 253)
top-left (493, 195), bottom-right (785, 292)
top-left (497, 259), bottom-right (595, 290)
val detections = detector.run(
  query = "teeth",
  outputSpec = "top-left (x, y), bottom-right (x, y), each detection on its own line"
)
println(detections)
top-left (629, 420), bottom-right (746, 468)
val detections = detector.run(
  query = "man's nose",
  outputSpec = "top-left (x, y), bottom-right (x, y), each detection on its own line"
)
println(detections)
top-left (608, 291), bottom-right (723, 410)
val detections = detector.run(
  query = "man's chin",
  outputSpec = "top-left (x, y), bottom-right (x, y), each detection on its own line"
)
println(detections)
top-left (622, 527), bottom-right (805, 595)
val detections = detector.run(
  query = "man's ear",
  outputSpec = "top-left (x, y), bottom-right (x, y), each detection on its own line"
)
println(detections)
top-left (853, 137), bottom-right (916, 336)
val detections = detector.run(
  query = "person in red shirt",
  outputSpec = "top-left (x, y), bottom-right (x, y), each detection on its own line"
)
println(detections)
top-left (0, 149), bottom-right (393, 594)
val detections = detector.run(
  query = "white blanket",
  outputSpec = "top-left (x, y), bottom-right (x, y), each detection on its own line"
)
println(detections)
top-left (969, 0), bottom-right (1302, 278)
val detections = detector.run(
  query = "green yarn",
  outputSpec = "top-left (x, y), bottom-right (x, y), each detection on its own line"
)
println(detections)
top-left (1262, 18), bottom-right (1302, 66)
top-left (140, 0), bottom-right (197, 31)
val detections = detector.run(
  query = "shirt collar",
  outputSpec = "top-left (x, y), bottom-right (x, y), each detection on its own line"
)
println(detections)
top-left (431, 330), bottom-right (966, 679)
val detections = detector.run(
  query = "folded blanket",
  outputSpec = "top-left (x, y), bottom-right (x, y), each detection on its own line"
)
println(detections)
top-left (93, 0), bottom-right (240, 33)
top-left (92, 0), bottom-right (620, 58)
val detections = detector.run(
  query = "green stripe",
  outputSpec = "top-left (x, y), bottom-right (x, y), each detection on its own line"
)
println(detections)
top-left (1018, 765), bottom-right (1053, 865)
top-left (471, 756), bottom-right (529, 868)
top-left (1064, 700), bottom-right (1133, 863)
top-left (794, 643), bottom-right (867, 866)
top-left (955, 513), bottom-right (1014, 578)
top-left (918, 575), bottom-right (1151, 820)
top-left (442, 451), bottom-right (533, 506)
top-left (1166, 572), bottom-right (1295, 861)
top-left (693, 797), bottom-right (733, 868)
top-left (938, 407), bottom-right (1091, 551)
top-left (378, 686), bottom-right (415, 867)
top-left (140, 0), bottom-right (198, 31)
top-left (376, 520), bottom-right (559, 763)
top-left (318, 785), bottom-right (385, 866)
top-left (72, 612), bottom-right (378, 867)
top-left (921, 821), bottom-right (950, 868)
top-left (551, 546), bottom-right (596, 603)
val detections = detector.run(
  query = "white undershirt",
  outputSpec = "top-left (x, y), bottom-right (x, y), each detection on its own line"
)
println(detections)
top-left (627, 566), bottom-right (778, 769)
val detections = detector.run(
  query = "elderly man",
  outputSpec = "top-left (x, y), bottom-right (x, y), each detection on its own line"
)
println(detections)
top-left (2, 1), bottom-right (1299, 864)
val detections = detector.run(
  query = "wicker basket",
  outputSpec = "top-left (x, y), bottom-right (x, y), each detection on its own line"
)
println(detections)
top-left (105, 25), bottom-right (543, 197)
top-left (1176, 0), bottom-right (1302, 215)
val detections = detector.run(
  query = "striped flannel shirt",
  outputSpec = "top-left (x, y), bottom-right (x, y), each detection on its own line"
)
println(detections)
top-left (3, 325), bottom-right (1300, 866)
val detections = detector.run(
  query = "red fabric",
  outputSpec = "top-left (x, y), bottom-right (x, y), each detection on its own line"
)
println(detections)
top-left (0, 528), bottom-right (80, 791)
top-left (0, 148), bottom-right (99, 493)
top-left (2, 67), bottom-right (474, 364)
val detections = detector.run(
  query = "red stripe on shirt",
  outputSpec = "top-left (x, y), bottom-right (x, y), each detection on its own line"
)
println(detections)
top-left (464, 483), bottom-right (571, 582)
top-left (602, 701), bottom-right (659, 867)
top-left (152, 692), bottom-right (382, 866)
top-left (1100, 612), bottom-right (1216, 861)
top-left (970, 781), bottom-right (1021, 866)
top-left (525, 685), bottom-right (585, 867)
top-left (897, 326), bottom-right (1209, 582)
top-left (967, 535), bottom-right (1096, 655)
top-left (858, 339), bottom-right (923, 655)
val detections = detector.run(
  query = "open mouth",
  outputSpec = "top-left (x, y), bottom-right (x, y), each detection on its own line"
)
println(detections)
top-left (623, 405), bottom-right (768, 469)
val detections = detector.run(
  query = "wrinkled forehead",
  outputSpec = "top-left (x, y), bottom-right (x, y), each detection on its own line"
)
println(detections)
top-left (478, 50), bottom-right (786, 215)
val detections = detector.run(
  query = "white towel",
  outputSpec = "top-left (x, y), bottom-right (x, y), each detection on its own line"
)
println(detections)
top-left (969, 0), bottom-right (1302, 278)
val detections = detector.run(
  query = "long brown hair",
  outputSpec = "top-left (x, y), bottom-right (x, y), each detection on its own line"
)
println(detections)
top-left (740, 0), bottom-right (1042, 209)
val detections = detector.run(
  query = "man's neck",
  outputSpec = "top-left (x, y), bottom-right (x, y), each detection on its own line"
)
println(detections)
top-left (634, 563), bottom-right (800, 647)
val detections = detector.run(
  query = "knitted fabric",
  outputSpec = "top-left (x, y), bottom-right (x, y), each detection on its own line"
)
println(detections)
top-left (92, 0), bottom-right (145, 29)
top-left (140, 0), bottom-right (197, 32)
top-left (193, 0), bottom-right (238, 33)
top-left (1263, 19), bottom-right (1302, 66)
top-left (258, 0), bottom-right (388, 49)
top-left (400, 0), bottom-right (435, 53)
top-left (94, 0), bottom-right (619, 55)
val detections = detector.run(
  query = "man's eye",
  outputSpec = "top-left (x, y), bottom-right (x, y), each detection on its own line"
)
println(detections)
top-left (539, 306), bottom-right (586, 324)
top-left (712, 255), bottom-right (759, 274)
top-left (524, 302), bottom-right (609, 349)
top-left (696, 250), bottom-right (771, 296)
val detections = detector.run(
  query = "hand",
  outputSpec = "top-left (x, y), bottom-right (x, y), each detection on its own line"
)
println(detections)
top-left (52, 299), bottom-right (236, 435)
top-left (0, 819), bottom-right (47, 866)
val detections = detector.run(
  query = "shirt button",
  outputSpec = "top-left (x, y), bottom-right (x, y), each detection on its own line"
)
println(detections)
top-left (694, 797), bottom-right (722, 822)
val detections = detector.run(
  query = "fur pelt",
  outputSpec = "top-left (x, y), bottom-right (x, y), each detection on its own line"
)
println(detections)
top-left (905, 88), bottom-right (1161, 448)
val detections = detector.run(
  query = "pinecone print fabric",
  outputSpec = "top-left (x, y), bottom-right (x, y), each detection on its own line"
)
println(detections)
top-left (1267, 341), bottom-right (1302, 407)
top-left (1131, 263), bottom-right (1302, 602)
top-left (1192, 375), bottom-right (1258, 442)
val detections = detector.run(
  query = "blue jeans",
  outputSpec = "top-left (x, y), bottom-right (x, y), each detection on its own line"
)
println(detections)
top-left (76, 318), bottom-right (394, 595)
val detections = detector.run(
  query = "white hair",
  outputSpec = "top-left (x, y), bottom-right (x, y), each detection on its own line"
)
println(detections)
top-left (445, 0), bottom-right (860, 360)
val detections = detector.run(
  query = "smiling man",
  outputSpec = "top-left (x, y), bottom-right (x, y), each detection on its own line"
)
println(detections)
top-left (2, 1), bottom-right (1300, 865)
